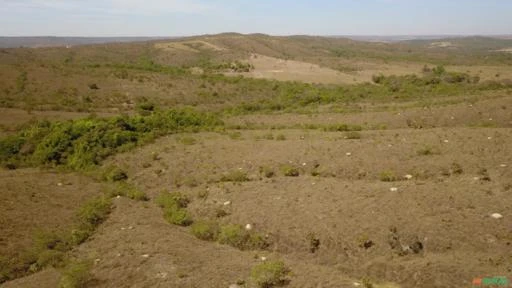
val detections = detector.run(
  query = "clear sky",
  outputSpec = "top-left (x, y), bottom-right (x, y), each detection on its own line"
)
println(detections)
top-left (1, 0), bottom-right (511, 37)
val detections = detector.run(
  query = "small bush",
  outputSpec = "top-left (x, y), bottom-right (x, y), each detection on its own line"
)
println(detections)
top-left (259, 166), bottom-right (275, 178)
top-left (218, 224), bottom-right (268, 250)
top-left (156, 192), bottom-right (193, 226)
top-left (103, 167), bottom-right (128, 182)
top-left (220, 170), bottom-right (250, 182)
top-left (191, 221), bottom-right (220, 241)
top-left (164, 208), bottom-right (193, 226)
top-left (250, 261), bottom-right (290, 288)
top-left (59, 260), bottom-right (92, 288)
top-left (379, 171), bottom-right (397, 182)
top-left (106, 183), bottom-right (148, 201)
top-left (280, 165), bottom-right (299, 177)
top-left (77, 197), bottom-right (112, 228)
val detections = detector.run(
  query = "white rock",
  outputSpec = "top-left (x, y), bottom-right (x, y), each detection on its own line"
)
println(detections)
top-left (57, 183), bottom-right (63, 187)
top-left (443, 139), bottom-right (449, 143)
top-left (404, 174), bottom-right (413, 180)
top-left (491, 213), bottom-right (503, 219)
top-left (245, 224), bottom-right (253, 231)
top-left (141, 254), bottom-right (150, 258)
top-left (302, 162), bottom-right (307, 166)
top-left (500, 164), bottom-right (507, 168)
top-left (353, 282), bottom-right (362, 287)
top-left (488, 137), bottom-right (493, 140)
top-left (390, 187), bottom-right (398, 192)
top-left (116, 195), bottom-right (121, 199)
top-left (223, 201), bottom-right (231, 206)
top-left (346, 152), bottom-right (352, 156)
top-left (260, 256), bottom-right (267, 261)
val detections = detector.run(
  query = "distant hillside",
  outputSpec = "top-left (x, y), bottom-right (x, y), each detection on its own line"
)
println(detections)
top-left (0, 37), bottom-right (179, 48)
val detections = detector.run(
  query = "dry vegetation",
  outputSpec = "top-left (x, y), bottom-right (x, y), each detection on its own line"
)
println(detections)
top-left (1, 34), bottom-right (512, 288)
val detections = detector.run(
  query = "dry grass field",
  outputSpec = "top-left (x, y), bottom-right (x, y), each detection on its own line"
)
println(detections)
top-left (1, 34), bottom-right (512, 288)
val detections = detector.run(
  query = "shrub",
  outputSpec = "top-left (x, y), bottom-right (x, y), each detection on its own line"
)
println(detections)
top-left (250, 261), bottom-right (290, 288)
top-left (259, 166), bottom-right (275, 178)
top-left (191, 221), bottom-right (220, 241)
top-left (103, 167), bottom-right (128, 182)
top-left (59, 260), bottom-right (92, 288)
top-left (379, 171), bottom-right (397, 182)
top-left (218, 224), bottom-right (268, 250)
top-left (156, 192), bottom-right (193, 226)
top-left (220, 170), bottom-right (250, 182)
top-left (106, 182), bottom-right (148, 201)
top-left (77, 197), bottom-right (112, 228)
top-left (280, 165), bottom-right (299, 177)
top-left (164, 208), bottom-right (193, 226)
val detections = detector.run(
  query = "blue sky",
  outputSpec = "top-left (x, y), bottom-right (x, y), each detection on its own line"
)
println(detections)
top-left (0, 0), bottom-right (511, 36)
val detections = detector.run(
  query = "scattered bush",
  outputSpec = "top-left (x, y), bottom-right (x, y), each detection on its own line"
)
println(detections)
top-left (280, 165), bottom-right (299, 177)
top-left (102, 166), bottom-right (128, 182)
top-left (259, 166), bottom-right (275, 178)
top-left (156, 192), bottom-right (193, 226)
top-left (250, 261), bottom-right (290, 288)
top-left (191, 221), bottom-right (220, 241)
top-left (218, 224), bottom-right (268, 250)
top-left (106, 182), bottom-right (148, 201)
top-left (379, 171), bottom-right (398, 182)
top-left (220, 170), bottom-right (250, 182)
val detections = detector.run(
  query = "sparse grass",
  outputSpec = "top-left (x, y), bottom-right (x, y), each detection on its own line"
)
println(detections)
top-left (280, 164), bottom-right (300, 177)
top-left (220, 170), bottom-right (250, 182)
top-left (250, 260), bottom-right (290, 288)
top-left (156, 192), bottom-right (193, 226)
top-left (379, 171), bottom-right (398, 182)
top-left (58, 259), bottom-right (93, 288)
top-left (218, 224), bottom-right (269, 250)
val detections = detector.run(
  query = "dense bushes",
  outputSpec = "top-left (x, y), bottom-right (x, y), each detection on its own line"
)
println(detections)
top-left (0, 108), bottom-right (222, 170)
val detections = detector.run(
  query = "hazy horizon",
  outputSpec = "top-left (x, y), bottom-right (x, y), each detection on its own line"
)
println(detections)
top-left (1, 0), bottom-right (511, 37)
